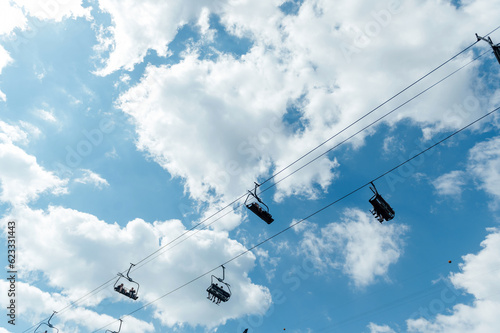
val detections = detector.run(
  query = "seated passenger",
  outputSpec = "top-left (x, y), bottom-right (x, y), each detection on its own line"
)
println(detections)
top-left (115, 283), bottom-right (125, 293)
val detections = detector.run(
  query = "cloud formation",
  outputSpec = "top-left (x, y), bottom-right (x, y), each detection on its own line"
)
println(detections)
top-left (0, 121), bottom-right (67, 205)
top-left (74, 169), bottom-right (109, 188)
top-left (1, 205), bottom-right (271, 329)
top-left (114, 0), bottom-right (500, 218)
top-left (295, 209), bottom-right (408, 287)
top-left (432, 170), bottom-right (467, 198)
top-left (467, 136), bottom-right (500, 204)
top-left (405, 228), bottom-right (500, 333)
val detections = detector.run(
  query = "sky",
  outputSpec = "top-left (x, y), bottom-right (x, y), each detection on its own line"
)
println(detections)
top-left (0, 0), bottom-right (500, 332)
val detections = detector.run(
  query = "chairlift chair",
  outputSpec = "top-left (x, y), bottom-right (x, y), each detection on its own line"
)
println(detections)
top-left (114, 263), bottom-right (140, 300)
top-left (476, 33), bottom-right (500, 65)
top-left (206, 265), bottom-right (231, 304)
top-left (245, 182), bottom-right (274, 224)
top-left (34, 311), bottom-right (59, 333)
top-left (105, 319), bottom-right (123, 333)
top-left (369, 182), bottom-right (395, 223)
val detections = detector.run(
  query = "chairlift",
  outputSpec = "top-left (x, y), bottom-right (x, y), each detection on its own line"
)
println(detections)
top-left (476, 33), bottom-right (500, 65)
top-left (369, 182), bottom-right (395, 223)
top-left (206, 265), bottom-right (231, 305)
top-left (105, 319), bottom-right (123, 333)
top-left (114, 263), bottom-right (140, 300)
top-left (245, 182), bottom-right (274, 224)
top-left (34, 311), bottom-right (59, 333)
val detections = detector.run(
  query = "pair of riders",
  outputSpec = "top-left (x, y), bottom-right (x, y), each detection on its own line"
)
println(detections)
top-left (115, 283), bottom-right (136, 298)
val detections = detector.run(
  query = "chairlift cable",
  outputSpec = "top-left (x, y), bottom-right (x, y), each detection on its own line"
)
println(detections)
top-left (125, 44), bottom-right (486, 271)
top-left (131, 31), bottom-right (493, 268)
top-left (131, 36), bottom-right (491, 272)
top-left (92, 104), bottom-right (500, 332)
top-left (25, 30), bottom-right (498, 329)
top-left (256, 49), bottom-right (489, 196)
top-left (121, 41), bottom-right (486, 271)
top-left (131, 42), bottom-right (486, 268)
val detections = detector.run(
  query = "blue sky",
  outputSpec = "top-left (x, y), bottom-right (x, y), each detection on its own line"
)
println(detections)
top-left (1, 0), bottom-right (500, 332)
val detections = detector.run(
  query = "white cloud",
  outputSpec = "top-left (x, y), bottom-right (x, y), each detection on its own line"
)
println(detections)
top-left (34, 108), bottom-right (57, 123)
top-left (296, 209), bottom-right (408, 288)
top-left (118, 52), bottom-right (339, 211)
top-left (0, 280), bottom-right (154, 332)
top-left (112, 0), bottom-right (500, 221)
top-left (13, 0), bottom-right (92, 22)
top-left (74, 169), bottom-right (109, 188)
top-left (432, 170), bottom-right (467, 197)
top-left (404, 228), bottom-right (500, 333)
top-left (467, 136), bottom-right (500, 203)
top-left (0, 46), bottom-right (13, 75)
top-left (0, 46), bottom-right (13, 101)
top-left (0, 122), bottom-right (67, 205)
top-left (1, 205), bottom-right (271, 329)
top-left (93, 0), bottom-right (229, 75)
top-left (105, 146), bottom-right (119, 159)
top-left (368, 323), bottom-right (397, 333)
top-left (383, 135), bottom-right (405, 155)
top-left (19, 120), bottom-right (42, 139)
top-left (0, 1), bottom-right (26, 35)
top-left (0, 121), bottom-right (28, 145)
top-left (432, 136), bottom-right (500, 205)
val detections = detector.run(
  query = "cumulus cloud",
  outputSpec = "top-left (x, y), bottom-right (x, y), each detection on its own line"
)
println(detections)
top-left (296, 209), bottom-right (408, 288)
top-left (0, 122), bottom-right (67, 205)
top-left (0, 280), bottom-right (154, 332)
top-left (0, 1), bottom-right (26, 35)
top-left (93, 0), bottom-right (230, 75)
top-left (404, 228), bottom-right (500, 333)
top-left (432, 170), bottom-right (467, 198)
top-left (0, 46), bottom-right (12, 74)
top-left (13, 0), bottom-right (92, 22)
top-left (368, 323), bottom-right (397, 333)
top-left (0, 121), bottom-right (28, 145)
top-left (74, 169), bottom-right (109, 188)
top-left (34, 108), bottom-right (57, 123)
top-left (432, 136), bottom-right (500, 206)
top-left (467, 136), bottom-right (500, 203)
top-left (1, 205), bottom-right (271, 329)
top-left (0, 46), bottom-right (12, 101)
top-left (111, 0), bottom-right (500, 224)
top-left (118, 52), bottom-right (339, 211)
